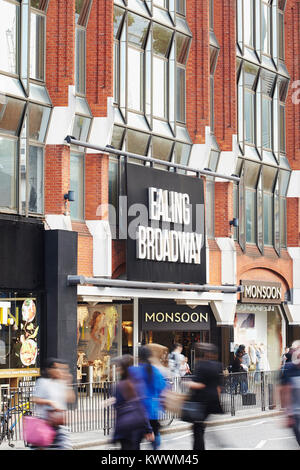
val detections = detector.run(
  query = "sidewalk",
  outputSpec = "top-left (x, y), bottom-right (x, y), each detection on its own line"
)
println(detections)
top-left (0, 408), bottom-right (284, 450)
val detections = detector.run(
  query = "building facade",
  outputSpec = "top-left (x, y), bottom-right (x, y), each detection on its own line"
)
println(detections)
top-left (0, 0), bottom-right (299, 383)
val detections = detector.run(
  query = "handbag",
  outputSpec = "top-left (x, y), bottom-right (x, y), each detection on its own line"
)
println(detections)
top-left (115, 397), bottom-right (149, 435)
top-left (23, 415), bottom-right (56, 447)
top-left (181, 400), bottom-right (207, 423)
top-left (161, 389), bottom-right (187, 415)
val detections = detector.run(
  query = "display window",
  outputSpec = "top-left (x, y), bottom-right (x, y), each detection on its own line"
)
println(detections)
top-left (77, 304), bottom-right (120, 382)
top-left (234, 304), bottom-right (285, 371)
top-left (0, 292), bottom-right (40, 381)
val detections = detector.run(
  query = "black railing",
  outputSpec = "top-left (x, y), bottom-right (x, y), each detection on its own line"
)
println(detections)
top-left (0, 370), bottom-right (283, 442)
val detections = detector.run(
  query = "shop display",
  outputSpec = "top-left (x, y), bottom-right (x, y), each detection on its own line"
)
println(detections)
top-left (77, 305), bottom-right (119, 382)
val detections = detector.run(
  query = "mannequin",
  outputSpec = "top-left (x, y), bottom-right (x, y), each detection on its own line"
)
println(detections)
top-left (248, 342), bottom-right (257, 370)
top-left (258, 343), bottom-right (270, 371)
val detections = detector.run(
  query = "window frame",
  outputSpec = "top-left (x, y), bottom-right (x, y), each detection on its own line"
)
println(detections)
top-left (69, 150), bottom-right (85, 222)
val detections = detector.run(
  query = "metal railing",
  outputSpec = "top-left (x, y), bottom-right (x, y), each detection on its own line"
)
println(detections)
top-left (0, 370), bottom-right (283, 442)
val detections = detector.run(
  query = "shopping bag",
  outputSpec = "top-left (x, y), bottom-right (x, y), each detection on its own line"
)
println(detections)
top-left (23, 415), bottom-right (56, 447)
top-left (242, 392), bottom-right (256, 406)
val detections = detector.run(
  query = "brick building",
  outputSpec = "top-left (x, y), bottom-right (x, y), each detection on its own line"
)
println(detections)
top-left (0, 0), bottom-right (299, 383)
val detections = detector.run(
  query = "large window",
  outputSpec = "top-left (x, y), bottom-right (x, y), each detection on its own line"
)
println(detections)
top-left (0, 0), bottom-right (51, 215)
top-left (113, 1), bottom-right (192, 166)
top-left (75, 0), bottom-right (92, 96)
top-left (70, 152), bottom-right (84, 221)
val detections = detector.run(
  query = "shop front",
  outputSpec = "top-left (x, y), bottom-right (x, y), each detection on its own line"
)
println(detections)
top-left (234, 280), bottom-right (287, 370)
top-left (0, 217), bottom-right (44, 386)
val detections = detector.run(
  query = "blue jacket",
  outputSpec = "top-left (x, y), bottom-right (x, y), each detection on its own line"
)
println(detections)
top-left (129, 364), bottom-right (167, 420)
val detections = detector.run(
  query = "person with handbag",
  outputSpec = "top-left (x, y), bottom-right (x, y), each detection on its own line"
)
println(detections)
top-left (31, 358), bottom-right (75, 449)
top-left (113, 355), bottom-right (154, 450)
top-left (183, 343), bottom-right (223, 450)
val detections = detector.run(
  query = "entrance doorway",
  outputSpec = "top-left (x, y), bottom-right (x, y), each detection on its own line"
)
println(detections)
top-left (143, 330), bottom-right (210, 372)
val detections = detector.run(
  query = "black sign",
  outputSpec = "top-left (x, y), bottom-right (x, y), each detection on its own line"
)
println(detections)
top-left (140, 303), bottom-right (211, 331)
top-left (126, 163), bottom-right (206, 284)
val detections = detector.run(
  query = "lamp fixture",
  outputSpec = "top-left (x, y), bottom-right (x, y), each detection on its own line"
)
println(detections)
top-left (229, 218), bottom-right (239, 228)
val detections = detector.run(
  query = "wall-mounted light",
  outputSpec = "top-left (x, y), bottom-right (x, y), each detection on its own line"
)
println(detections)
top-left (64, 190), bottom-right (75, 202)
top-left (64, 190), bottom-right (75, 216)
top-left (229, 218), bottom-right (239, 228)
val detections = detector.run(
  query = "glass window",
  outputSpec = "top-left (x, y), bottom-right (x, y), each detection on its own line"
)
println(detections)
top-left (176, 0), bottom-right (185, 15)
top-left (176, 33), bottom-right (190, 64)
top-left (244, 0), bottom-right (254, 47)
top-left (72, 114), bottom-right (91, 142)
top-left (176, 67), bottom-right (185, 123)
top-left (114, 6), bottom-right (125, 38)
top-left (153, 57), bottom-right (166, 118)
top-left (0, 1), bottom-right (18, 75)
top-left (278, 12), bottom-right (284, 60)
top-left (0, 137), bottom-right (17, 210)
top-left (70, 153), bottom-right (84, 220)
top-left (279, 105), bottom-right (285, 153)
top-left (128, 13), bottom-right (149, 47)
top-left (262, 97), bottom-right (272, 149)
top-left (75, 0), bottom-right (92, 27)
top-left (153, 23), bottom-right (172, 57)
top-left (263, 192), bottom-right (273, 245)
top-left (75, 28), bottom-right (86, 95)
top-left (28, 103), bottom-right (51, 142)
top-left (0, 96), bottom-right (25, 136)
top-left (280, 197), bottom-right (286, 247)
top-left (30, 12), bottom-right (45, 81)
top-left (28, 145), bottom-right (43, 214)
top-left (244, 91), bottom-right (255, 144)
top-left (127, 129), bottom-right (149, 156)
top-left (262, 2), bottom-right (271, 55)
top-left (245, 189), bottom-right (256, 243)
top-left (31, 0), bottom-right (48, 10)
top-left (152, 136), bottom-right (173, 161)
top-left (128, 48), bottom-right (143, 111)
top-left (109, 159), bottom-right (118, 216)
top-left (174, 142), bottom-right (190, 166)
top-left (209, 0), bottom-right (213, 30)
top-left (155, 0), bottom-right (166, 8)
top-left (111, 125), bottom-right (125, 150)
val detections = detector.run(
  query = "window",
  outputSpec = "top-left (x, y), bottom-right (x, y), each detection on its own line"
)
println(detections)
top-left (0, 1), bottom-right (18, 75)
top-left (206, 180), bottom-right (215, 239)
top-left (244, 0), bottom-right (254, 47)
top-left (262, 1), bottom-right (271, 56)
top-left (28, 145), bottom-right (43, 213)
top-left (30, 10), bottom-right (45, 81)
top-left (0, 137), bottom-right (17, 210)
top-left (244, 161), bottom-right (260, 243)
top-left (75, 0), bottom-right (92, 95)
top-left (113, 1), bottom-right (192, 166)
top-left (70, 152), bottom-right (84, 220)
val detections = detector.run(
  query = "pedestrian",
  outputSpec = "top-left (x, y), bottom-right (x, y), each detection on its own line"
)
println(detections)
top-left (112, 355), bottom-right (154, 450)
top-left (280, 340), bottom-right (300, 446)
top-left (168, 343), bottom-right (183, 380)
top-left (147, 343), bottom-right (171, 379)
top-left (184, 343), bottom-right (223, 450)
top-left (231, 346), bottom-right (248, 394)
top-left (130, 346), bottom-right (168, 450)
top-left (31, 358), bottom-right (75, 449)
top-left (179, 356), bottom-right (192, 377)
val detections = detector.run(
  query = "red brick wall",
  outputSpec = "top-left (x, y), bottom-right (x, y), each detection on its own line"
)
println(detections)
top-left (45, 145), bottom-right (70, 214)
top-left (85, 153), bottom-right (109, 220)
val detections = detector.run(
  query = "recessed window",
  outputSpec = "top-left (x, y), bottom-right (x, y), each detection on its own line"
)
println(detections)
top-left (0, 137), bottom-right (17, 210)
top-left (28, 145), bottom-right (43, 214)
top-left (70, 152), bottom-right (84, 221)
top-left (262, 1), bottom-right (271, 55)
top-left (0, 1), bottom-right (18, 75)
top-left (28, 103), bottom-right (51, 142)
top-left (30, 11), bottom-right (45, 81)
top-left (0, 96), bottom-right (25, 136)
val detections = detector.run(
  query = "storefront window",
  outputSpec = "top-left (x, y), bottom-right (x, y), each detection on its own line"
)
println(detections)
top-left (234, 303), bottom-right (284, 371)
top-left (77, 305), bottom-right (120, 382)
top-left (0, 294), bottom-right (40, 378)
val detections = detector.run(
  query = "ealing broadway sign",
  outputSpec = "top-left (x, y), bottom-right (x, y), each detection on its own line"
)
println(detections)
top-left (126, 163), bottom-right (206, 284)
top-left (140, 303), bottom-right (211, 331)
top-left (240, 281), bottom-right (282, 304)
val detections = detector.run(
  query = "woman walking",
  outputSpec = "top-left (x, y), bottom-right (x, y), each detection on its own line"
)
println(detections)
top-left (130, 346), bottom-right (168, 450)
top-left (113, 355), bottom-right (154, 450)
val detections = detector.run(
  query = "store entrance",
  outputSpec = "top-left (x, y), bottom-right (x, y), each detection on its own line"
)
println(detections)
top-left (143, 330), bottom-right (210, 372)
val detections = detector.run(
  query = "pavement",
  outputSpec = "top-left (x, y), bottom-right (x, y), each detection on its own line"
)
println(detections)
top-left (0, 408), bottom-right (284, 451)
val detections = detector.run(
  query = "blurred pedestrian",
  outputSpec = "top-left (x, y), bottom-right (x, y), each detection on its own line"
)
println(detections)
top-left (231, 346), bottom-right (248, 394)
top-left (179, 356), bottom-right (192, 377)
top-left (113, 355), bottom-right (154, 450)
top-left (280, 340), bottom-right (300, 446)
top-left (130, 346), bottom-right (168, 450)
top-left (32, 358), bottom-right (75, 449)
top-left (147, 343), bottom-right (171, 379)
top-left (168, 343), bottom-right (183, 380)
top-left (184, 343), bottom-right (223, 450)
